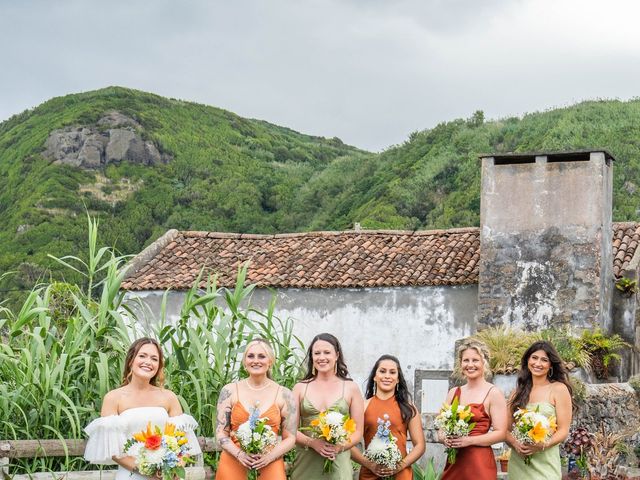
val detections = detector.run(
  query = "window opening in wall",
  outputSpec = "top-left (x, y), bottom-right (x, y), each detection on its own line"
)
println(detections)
top-left (414, 369), bottom-right (452, 413)
top-left (493, 157), bottom-right (536, 165)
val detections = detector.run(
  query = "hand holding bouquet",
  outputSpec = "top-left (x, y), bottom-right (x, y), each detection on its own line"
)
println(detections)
top-left (233, 402), bottom-right (278, 480)
top-left (434, 396), bottom-right (476, 464)
top-left (124, 422), bottom-right (194, 480)
top-left (511, 406), bottom-right (557, 465)
top-left (305, 407), bottom-right (356, 474)
top-left (364, 414), bottom-right (403, 480)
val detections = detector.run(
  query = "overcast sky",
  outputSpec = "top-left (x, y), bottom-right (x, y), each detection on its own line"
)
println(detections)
top-left (1, 0), bottom-right (639, 151)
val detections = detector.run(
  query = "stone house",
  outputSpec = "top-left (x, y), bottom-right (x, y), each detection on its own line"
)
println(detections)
top-left (121, 150), bottom-right (640, 413)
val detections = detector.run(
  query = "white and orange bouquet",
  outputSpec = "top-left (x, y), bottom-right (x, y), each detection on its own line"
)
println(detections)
top-left (305, 407), bottom-right (356, 474)
top-left (232, 402), bottom-right (278, 480)
top-left (434, 396), bottom-right (476, 464)
top-left (512, 406), bottom-right (557, 465)
top-left (364, 414), bottom-right (402, 480)
top-left (123, 422), bottom-right (194, 480)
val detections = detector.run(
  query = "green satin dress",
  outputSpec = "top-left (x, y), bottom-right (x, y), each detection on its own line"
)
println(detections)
top-left (508, 402), bottom-right (561, 480)
top-left (290, 384), bottom-right (352, 480)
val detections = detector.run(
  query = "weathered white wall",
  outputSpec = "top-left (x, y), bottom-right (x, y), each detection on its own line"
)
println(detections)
top-left (126, 285), bottom-right (478, 410)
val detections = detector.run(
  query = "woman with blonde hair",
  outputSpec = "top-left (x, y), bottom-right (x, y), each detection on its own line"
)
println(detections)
top-left (438, 339), bottom-right (507, 479)
top-left (84, 337), bottom-right (202, 479)
top-left (215, 338), bottom-right (298, 480)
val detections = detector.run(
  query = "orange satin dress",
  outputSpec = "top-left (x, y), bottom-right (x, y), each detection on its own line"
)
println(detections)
top-left (441, 387), bottom-right (497, 480)
top-left (215, 400), bottom-right (286, 480)
top-left (359, 395), bottom-right (412, 480)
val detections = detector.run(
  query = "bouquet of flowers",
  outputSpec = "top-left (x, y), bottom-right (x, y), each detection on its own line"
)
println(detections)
top-left (434, 396), bottom-right (476, 464)
top-left (363, 414), bottom-right (402, 480)
top-left (306, 407), bottom-right (356, 474)
top-left (123, 422), bottom-right (194, 480)
top-left (232, 402), bottom-right (278, 480)
top-left (512, 406), bottom-right (557, 465)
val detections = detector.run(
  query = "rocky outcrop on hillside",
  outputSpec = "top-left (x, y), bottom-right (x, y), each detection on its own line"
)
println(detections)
top-left (43, 112), bottom-right (172, 168)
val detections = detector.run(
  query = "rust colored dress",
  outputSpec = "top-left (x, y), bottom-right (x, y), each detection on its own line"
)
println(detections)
top-left (215, 389), bottom-right (286, 480)
top-left (441, 387), bottom-right (497, 480)
top-left (359, 395), bottom-right (412, 480)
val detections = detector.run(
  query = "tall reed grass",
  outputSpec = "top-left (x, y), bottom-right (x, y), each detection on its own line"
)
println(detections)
top-left (0, 217), bottom-right (304, 473)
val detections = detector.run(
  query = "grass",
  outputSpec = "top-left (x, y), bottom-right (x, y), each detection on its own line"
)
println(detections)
top-left (0, 217), bottom-right (305, 474)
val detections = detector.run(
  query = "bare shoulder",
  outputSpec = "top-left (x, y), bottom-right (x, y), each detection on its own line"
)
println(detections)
top-left (218, 382), bottom-right (236, 402)
top-left (345, 380), bottom-right (363, 398)
top-left (552, 381), bottom-right (571, 397)
top-left (488, 385), bottom-right (505, 401)
top-left (101, 388), bottom-right (124, 414)
top-left (291, 382), bottom-right (306, 397)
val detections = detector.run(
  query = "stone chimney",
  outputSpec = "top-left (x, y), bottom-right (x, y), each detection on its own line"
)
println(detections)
top-left (477, 150), bottom-right (614, 331)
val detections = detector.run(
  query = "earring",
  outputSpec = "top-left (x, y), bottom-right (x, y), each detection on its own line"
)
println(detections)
top-left (334, 363), bottom-right (337, 375)
top-left (373, 383), bottom-right (377, 394)
top-left (396, 384), bottom-right (399, 392)
top-left (312, 365), bottom-right (317, 376)
top-left (548, 367), bottom-right (554, 378)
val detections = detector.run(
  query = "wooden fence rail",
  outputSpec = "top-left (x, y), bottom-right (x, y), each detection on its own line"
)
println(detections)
top-left (0, 438), bottom-right (220, 480)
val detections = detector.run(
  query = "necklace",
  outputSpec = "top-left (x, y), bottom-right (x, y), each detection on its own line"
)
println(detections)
top-left (245, 379), bottom-right (271, 391)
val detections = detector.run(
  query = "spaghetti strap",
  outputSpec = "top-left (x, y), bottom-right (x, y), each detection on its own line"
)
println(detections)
top-left (453, 386), bottom-right (462, 402)
top-left (303, 380), bottom-right (310, 399)
top-left (547, 383), bottom-right (553, 403)
top-left (235, 382), bottom-right (240, 401)
top-left (481, 386), bottom-right (494, 405)
top-left (341, 380), bottom-right (346, 398)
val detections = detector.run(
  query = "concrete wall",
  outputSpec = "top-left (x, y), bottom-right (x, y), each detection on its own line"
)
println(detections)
top-left (478, 152), bottom-right (613, 331)
top-left (126, 285), bottom-right (479, 412)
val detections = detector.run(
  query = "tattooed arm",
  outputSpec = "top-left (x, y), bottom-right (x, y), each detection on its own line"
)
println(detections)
top-left (215, 383), bottom-right (255, 469)
top-left (251, 386), bottom-right (299, 470)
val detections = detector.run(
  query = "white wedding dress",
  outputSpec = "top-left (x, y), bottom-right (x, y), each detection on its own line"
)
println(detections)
top-left (84, 406), bottom-right (202, 480)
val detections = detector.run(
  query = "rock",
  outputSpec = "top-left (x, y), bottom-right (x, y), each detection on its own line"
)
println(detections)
top-left (43, 112), bottom-right (171, 169)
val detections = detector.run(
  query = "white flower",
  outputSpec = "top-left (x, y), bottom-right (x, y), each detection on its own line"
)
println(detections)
top-left (144, 446), bottom-right (168, 465)
top-left (325, 411), bottom-right (344, 427)
top-left (367, 437), bottom-right (387, 455)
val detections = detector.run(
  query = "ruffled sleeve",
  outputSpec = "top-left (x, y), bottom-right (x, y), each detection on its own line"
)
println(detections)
top-left (84, 415), bottom-right (126, 465)
top-left (170, 414), bottom-right (202, 456)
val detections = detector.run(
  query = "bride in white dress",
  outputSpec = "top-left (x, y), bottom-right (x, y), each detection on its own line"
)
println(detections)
top-left (84, 338), bottom-right (201, 480)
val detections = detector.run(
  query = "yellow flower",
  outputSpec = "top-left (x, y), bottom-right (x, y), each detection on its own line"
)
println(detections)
top-left (321, 425), bottom-right (332, 440)
top-left (458, 409), bottom-right (473, 421)
top-left (164, 423), bottom-right (176, 436)
top-left (178, 437), bottom-right (188, 446)
top-left (310, 419), bottom-right (320, 427)
top-left (527, 422), bottom-right (548, 443)
top-left (549, 416), bottom-right (557, 432)
top-left (344, 418), bottom-right (356, 434)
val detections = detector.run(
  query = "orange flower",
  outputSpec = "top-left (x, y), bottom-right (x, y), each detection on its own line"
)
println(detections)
top-left (145, 434), bottom-right (163, 450)
top-left (527, 422), bottom-right (548, 443)
top-left (310, 419), bottom-right (320, 427)
top-left (133, 422), bottom-right (154, 443)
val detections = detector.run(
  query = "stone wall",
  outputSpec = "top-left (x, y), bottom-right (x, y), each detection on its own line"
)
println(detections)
top-left (574, 383), bottom-right (640, 445)
top-left (478, 151), bottom-right (614, 331)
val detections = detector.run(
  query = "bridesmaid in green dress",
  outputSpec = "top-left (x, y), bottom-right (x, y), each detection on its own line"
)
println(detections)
top-left (291, 333), bottom-right (365, 480)
top-left (506, 341), bottom-right (573, 480)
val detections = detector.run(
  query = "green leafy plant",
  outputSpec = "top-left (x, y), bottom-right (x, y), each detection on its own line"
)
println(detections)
top-left (537, 327), bottom-right (592, 373)
top-left (629, 374), bottom-right (640, 394)
top-left (0, 217), bottom-right (305, 475)
top-left (471, 326), bottom-right (537, 375)
top-left (579, 329), bottom-right (630, 379)
top-left (412, 458), bottom-right (441, 480)
top-left (615, 276), bottom-right (638, 297)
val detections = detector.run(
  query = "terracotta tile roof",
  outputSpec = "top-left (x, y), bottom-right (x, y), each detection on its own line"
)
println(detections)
top-left (121, 222), bottom-right (640, 291)
top-left (612, 222), bottom-right (640, 278)
top-left (121, 227), bottom-right (481, 290)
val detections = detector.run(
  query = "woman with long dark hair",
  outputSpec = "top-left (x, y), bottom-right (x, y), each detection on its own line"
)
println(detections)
top-left (506, 341), bottom-right (573, 480)
top-left (291, 333), bottom-right (364, 480)
top-left (438, 339), bottom-right (507, 480)
top-left (350, 354), bottom-right (425, 479)
top-left (84, 338), bottom-right (201, 480)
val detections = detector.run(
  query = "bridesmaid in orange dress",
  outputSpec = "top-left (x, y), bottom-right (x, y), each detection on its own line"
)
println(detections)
top-left (351, 355), bottom-right (425, 479)
top-left (439, 340), bottom-right (507, 480)
top-left (215, 339), bottom-right (298, 480)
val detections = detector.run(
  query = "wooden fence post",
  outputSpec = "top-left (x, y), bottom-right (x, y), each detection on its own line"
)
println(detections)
top-left (0, 442), bottom-right (10, 480)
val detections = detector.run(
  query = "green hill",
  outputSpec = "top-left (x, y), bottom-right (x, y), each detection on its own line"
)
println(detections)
top-left (2, 87), bottom-right (640, 294)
